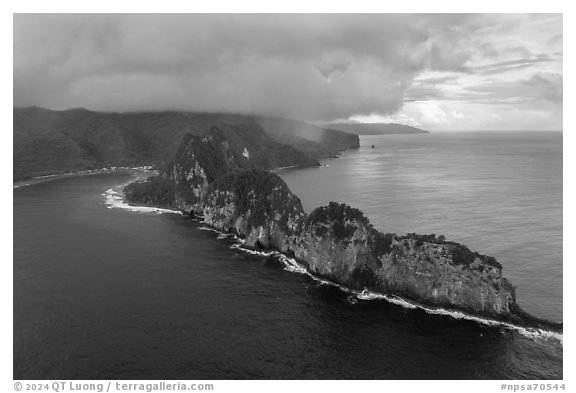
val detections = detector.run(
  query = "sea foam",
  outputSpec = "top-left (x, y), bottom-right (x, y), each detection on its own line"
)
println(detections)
top-left (102, 174), bottom-right (563, 344)
top-left (198, 221), bottom-right (563, 344)
top-left (103, 188), bottom-right (182, 215)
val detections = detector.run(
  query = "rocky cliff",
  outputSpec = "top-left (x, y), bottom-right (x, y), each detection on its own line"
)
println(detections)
top-left (160, 125), bottom-right (317, 212)
top-left (203, 169), bottom-right (306, 250)
top-left (201, 178), bottom-right (517, 320)
top-left (124, 124), bottom-right (559, 330)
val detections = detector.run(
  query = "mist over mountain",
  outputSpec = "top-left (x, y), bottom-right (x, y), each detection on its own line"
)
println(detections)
top-left (13, 107), bottom-right (359, 181)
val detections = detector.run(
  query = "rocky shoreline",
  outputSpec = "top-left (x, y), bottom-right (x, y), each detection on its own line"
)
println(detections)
top-left (123, 127), bottom-right (562, 333)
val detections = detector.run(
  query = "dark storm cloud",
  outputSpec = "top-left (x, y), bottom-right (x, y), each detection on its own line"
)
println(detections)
top-left (13, 13), bottom-right (486, 121)
top-left (13, 14), bottom-right (563, 124)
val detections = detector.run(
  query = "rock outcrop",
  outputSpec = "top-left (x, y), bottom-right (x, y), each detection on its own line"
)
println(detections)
top-left (203, 169), bottom-right (306, 250)
top-left (148, 125), bottom-right (318, 212)
top-left (201, 178), bottom-right (516, 320)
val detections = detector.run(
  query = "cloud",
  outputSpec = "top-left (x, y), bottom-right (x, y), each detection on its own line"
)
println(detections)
top-left (405, 73), bottom-right (464, 101)
top-left (470, 55), bottom-right (554, 75)
top-left (359, 99), bottom-right (561, 132)
top-left (11, 14), bottom-right (482, 121)
top-left (467, 72), bottom-right (563, 105)
top-left (13, 14), bottom-right (563, 128)
top-left (315, 54), bottom-right (351, 81)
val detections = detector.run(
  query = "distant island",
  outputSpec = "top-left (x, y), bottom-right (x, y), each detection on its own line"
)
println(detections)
top-left (122, 122), bottom-right (560, 333)
top-left (324, 122), bottom-right (429, 135)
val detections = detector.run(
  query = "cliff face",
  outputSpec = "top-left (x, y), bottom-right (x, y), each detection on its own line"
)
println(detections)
top-left (158, 125), bottom-right (318, 212)
top-left (162, 128), bottom-right (241, 212)
top-left (298, 203), bottom-right (515, 317)
top-left (201, 186), bottom-right (517, 319)
top-left (203, 169), bottom-right (306, 251)
top-left (295, 206), bottom-right (515, 316)
top-left (375, 238), bottom-right (515, 316)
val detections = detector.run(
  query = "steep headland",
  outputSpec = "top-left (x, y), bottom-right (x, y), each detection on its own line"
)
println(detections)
top-left (13, 107), bottom-right (358, 181)
top-left (163, 125), bottom-right (317, 212)
top-left (124, 125), bottom-right (561, 331)
top-left (326, 122), bottom-right (429, 135)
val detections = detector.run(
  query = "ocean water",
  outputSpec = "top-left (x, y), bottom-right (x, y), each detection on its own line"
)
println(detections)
top-left (13, 132), bottom-right (562, 379)
top-left (280, 132), bottom-right (563, 322)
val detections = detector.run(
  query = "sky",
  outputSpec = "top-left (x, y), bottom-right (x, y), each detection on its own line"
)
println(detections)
top-left (13, 13), bottom-right (563, 131)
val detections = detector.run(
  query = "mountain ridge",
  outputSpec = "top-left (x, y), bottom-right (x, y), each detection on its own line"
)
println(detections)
top-left (13, 107), bottom-right (359, 181)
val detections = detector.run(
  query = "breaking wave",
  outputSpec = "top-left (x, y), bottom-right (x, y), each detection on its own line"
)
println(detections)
top-left (198, 222), bottom-right (563, 344)
top-left (103, 188), bottom-right (182, 215)
top-left (100, 173), bottom-right (562, 344)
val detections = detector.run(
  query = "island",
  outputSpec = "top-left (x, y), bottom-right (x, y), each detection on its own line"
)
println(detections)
top-left (124, 123), bottom-right (561, 332)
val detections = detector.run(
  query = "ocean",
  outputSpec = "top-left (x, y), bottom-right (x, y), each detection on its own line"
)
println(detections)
top-left (13, 131), bottom-right (562, 379)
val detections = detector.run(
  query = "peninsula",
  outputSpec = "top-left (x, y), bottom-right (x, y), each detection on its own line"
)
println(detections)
top-left (324, 122), bottom-right (429, 135)
top-left (124, 124), bottom-right (561, 332)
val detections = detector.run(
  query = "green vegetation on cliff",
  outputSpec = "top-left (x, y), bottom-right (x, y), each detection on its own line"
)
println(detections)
top-left (368, 231), bottom-right (396, 259)
top-left (401, 233), bottom-right (503, 270)
top-left (165, 126), bottom-right (318, 184)
top-left (124, 176), bottom-right (176, 208)
top-left (169, 131), bottom-right (237, 183)
top-left (306, 201), bottom-right (395, 256)
top-left (207, 168), bottom-right (304, 234)
top-left (306, 202), bottom-right (369, 239)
